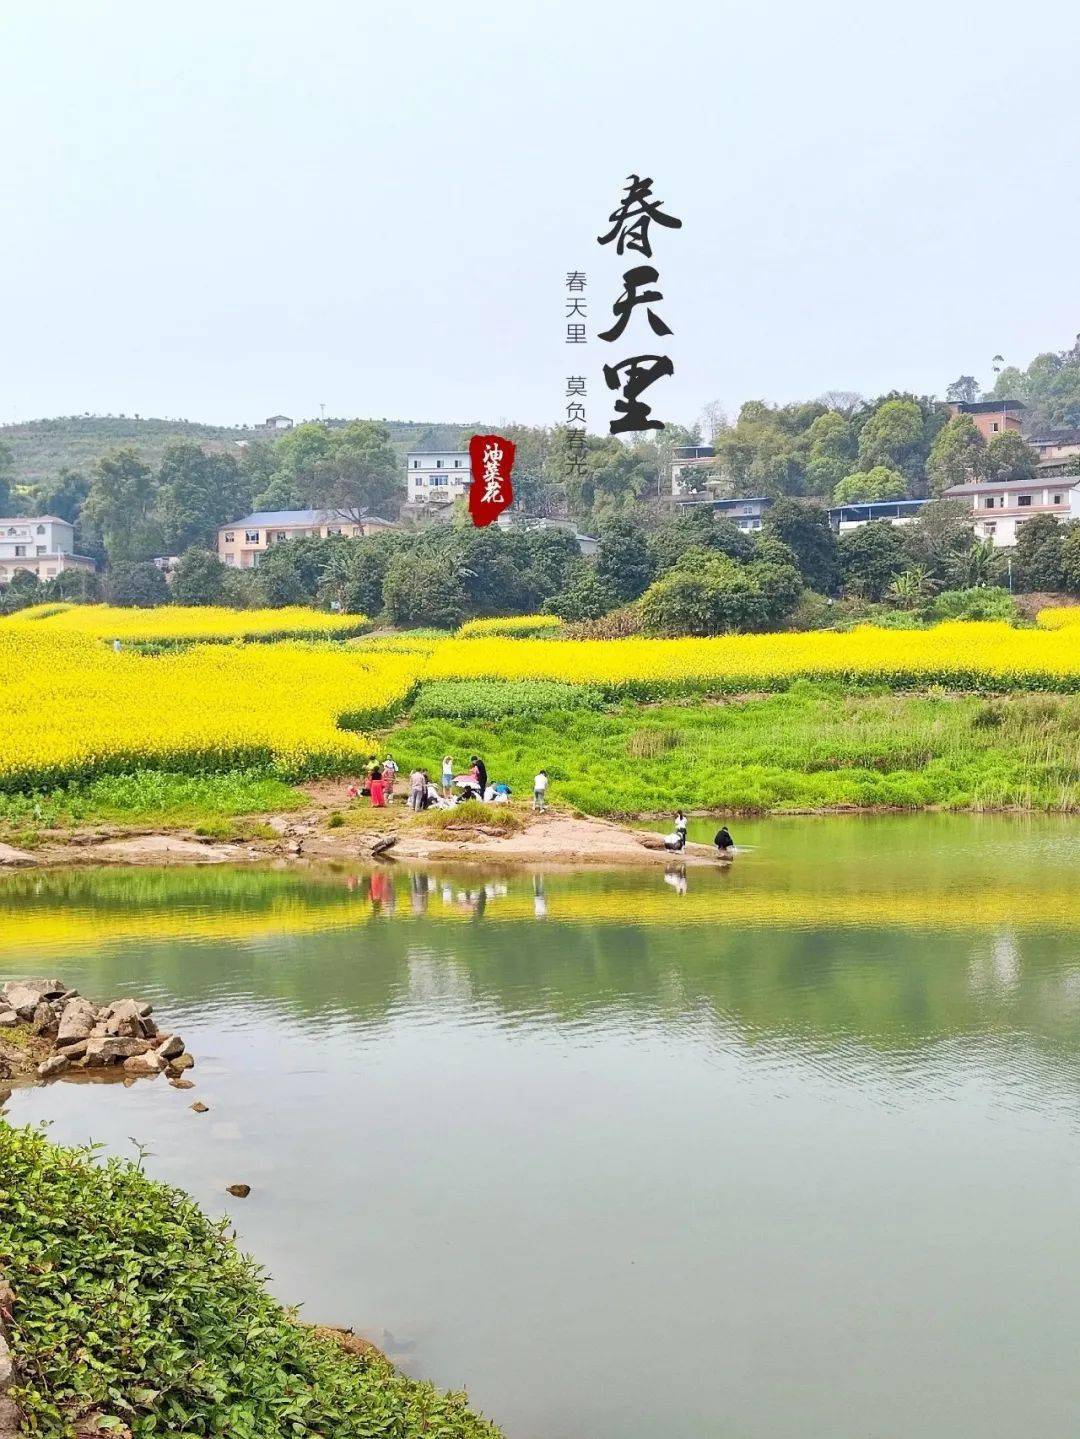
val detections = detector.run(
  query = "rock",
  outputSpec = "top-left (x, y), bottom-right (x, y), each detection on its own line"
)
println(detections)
top-left (0, 1396), bottom-right (19, 1439)
top-left (59, 989), bottom-right (80, 1001)
top-left (0, 1012), bottom-right (16, 1030)
top-left (63, 1039), bottom-right (88, 1061)
top-left (122, 1051), bottom-right (166, 1076)
top-left (135, 1002), bottom-right (153, 1017)
top-left (0, 1060), bottom-right (9, 1083)
top-left (56, 997), bottom-right (97, 1047)
top-left (83, 1035), bottom-right (150, 1067)
top-left (36, 1054), bottom-right (69, 1079)
top-left (105, 999), bottom-right (143, 1038)
top-left (31, 1001), bottom-right (57, 1037)
top-left (169, 1078), bottom-right (195, 1090)
top-left (0, 1332), bottom-right (12, 1391)
top-left (2, 981), bottom-right (56, 1020)
top-left (226, 1183), bottom-right (251, 1198)
top-left (158, 1034), bottom-right (185, 1060)
top-left (138, 1015), bottom-right (158, 1039)
top-left (190, 1101), bottom-right (209, 1113)
top-left (167, 1053), bottom-right (195, 1073)
top-left (73, 1416), bottom-right (131, 1439)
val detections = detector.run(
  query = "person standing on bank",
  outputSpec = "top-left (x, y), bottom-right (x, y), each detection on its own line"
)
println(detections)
top-left (470, 754), bottom-right (488, 798)
top-left (674, 811), bottom-right (688, 844)
top-left (382, 754), bottom-right (398, 805)
top-left (534, 770), bottom-right (549, 812)
top-left (441, 755), bottom-right (454, 799)
top-left (408, 766), bottom-right (426, 812)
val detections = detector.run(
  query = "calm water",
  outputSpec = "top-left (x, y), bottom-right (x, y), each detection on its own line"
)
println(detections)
top-left (3, 815), bottom-right (1080, 1439)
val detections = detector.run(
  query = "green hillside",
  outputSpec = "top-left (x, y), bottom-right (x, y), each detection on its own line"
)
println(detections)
top-left (0, 415), bottom-right (469, 491)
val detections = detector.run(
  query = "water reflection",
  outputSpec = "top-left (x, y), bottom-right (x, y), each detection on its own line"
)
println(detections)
top-left (2, 816), bottom-right (1079, 1439)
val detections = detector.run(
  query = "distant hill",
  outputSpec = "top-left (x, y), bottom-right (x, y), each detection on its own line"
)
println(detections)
top-left (0, 415), bottom-right (470, 490)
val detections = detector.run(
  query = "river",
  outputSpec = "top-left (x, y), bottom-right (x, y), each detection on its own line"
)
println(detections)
top-left (3, 814), bottom-right (1079, 1438)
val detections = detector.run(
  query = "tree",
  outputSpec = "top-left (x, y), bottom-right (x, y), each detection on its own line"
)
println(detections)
top-left (887, 566), bottom-right (928, 609)
top-left (1014, 514), bottom-right (1065, 592)
top-left (157, 444), bottom-right (250, 553)
top-left (595, 517), bottom-right (653, 603)
top-left (0, 569), bottom-right (40, 614)
top-left (833, 467), bottom-right (907, 504)
top-left (927, 415), bottom-right (987, 495)
top-left (32, 467), bottom-right (90, 524)
top-left (838, 521), bottom-right (909, 600)
top-left (310, 422), bottom-right (401, 523)
top-left (902, 500), bottom-right (975, 588)
top-left (856, 399), bottom-right (927, 480)
top-left (803, 411), bottom-right (856, 497)
top-left (170, 547), bottom-right (227, 606)
top-left (44, 567), bottom-right (102, 603)
top-left (985, 430), bottom-right (1038, 483)
top-left (1060, 523), bottom-right (1080, 595)
top-left (638, 547), bottom-right (801, 636)
top-left (382, 552), bottom-right (469, 629)
top-left (251, 545), bottom-right (310, 608)
top-left (543, 565), bottom-right (616, 621)
top-left (945, 376), bottom-right (980, 404)
top-left (318, 531), bottom-right (404, 616)
top-left (762, 499), bottom-right (840, 593)
top-left (82, 449), bottom-right (157, 562)
top-left (0, 442), bottom-right (12, 517)
top-left (105, 560), bottom-right (168, 607)
top-left (987, 332), bottom-right (1080, 431)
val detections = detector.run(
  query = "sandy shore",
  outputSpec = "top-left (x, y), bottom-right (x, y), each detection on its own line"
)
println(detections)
top-left (0, 797), bottom-right (731, 871)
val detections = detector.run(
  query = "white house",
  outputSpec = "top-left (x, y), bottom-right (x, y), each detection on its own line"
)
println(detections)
top-left (828, 499), bottom-right (930, 534)
top-left (941, 477), bottom-right (1080, 548)
top-left (217, 509), bottom-right (397, 569)
top-left (0, 516), bottom-right (96, 584)
top-left (406, 451), bottom-right (470, 507)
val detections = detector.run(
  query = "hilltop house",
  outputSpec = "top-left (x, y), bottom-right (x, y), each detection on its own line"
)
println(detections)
top-left (941, 476), bottom-right (1080, 548)
top-left (405, 451), bottom-right (471, 508)
top-left (0, 517), bottom-right (96, 584)
top-left (217, 510), bottom-right (397, 569)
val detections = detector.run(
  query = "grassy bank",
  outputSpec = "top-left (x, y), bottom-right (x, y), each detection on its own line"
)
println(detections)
top-left (0, 1123), bottom-right (500, 1438)
top-left (389, 683), bottom-right (1080, 814)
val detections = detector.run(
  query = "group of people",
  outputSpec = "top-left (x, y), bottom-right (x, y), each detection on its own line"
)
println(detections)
top-left (356, 754), bottom-right (549, 812)
top-left (664, 811), bottom-right (735, 854)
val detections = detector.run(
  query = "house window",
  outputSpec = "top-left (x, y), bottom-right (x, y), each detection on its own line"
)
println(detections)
top-left (327, 527), bottom-right (342, 537)
top-left (432, 475), bottom-right (447, 486)
top-left (1017, 495), bottom-right (1032, 508)
top-left (983, 497), bottom-right (995, 509)
top-left (245, 530), bottom-right (260, 543)
top-left (274, 531), bottom-right (287, 542)
top-left (454, 459), bottom-right (462, 468)
top-left (224, 532), bottom-right (235, 543)
top-left (985, 522), bottom-right (996, 534)
top-left (992, 422), bottom-right (1000, 432)
top-left (412, 460), bottom-right (419, 468)
top-left (36, 524), bottom-right (45, 534)
top-left (35, 546), bottom-right (46, 555)
top-left (14, 546), bottom-right (25, 557)
top-left (436, 459), bottom-right (443, 468)
top-left (1053, 493), bottom-right (1063, 504)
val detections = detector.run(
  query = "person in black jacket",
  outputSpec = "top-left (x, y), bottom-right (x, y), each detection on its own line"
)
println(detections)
top-left (470, 754), bottom-right (488, 797)
top-left (714, 825), bottom-right (734, 854)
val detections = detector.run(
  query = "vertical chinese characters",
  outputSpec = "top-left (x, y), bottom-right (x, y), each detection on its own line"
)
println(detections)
top-left (597, 175), bottom-right (682, 434)
top-left (564, 270), bottom-right (588, 481)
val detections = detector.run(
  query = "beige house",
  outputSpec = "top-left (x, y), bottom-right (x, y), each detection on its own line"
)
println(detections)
top-left (217, 509), bottom-right (396, 569)
top-left (0, 516), bottom-right (96, 584)
top-left (942, 477), bottom-right (1080, 548)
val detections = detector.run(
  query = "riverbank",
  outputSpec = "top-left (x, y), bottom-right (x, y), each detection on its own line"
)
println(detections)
top-left (0, 1123), bottom-right (501, 1438)
top-left (0, 805), bottom-right (726, 870)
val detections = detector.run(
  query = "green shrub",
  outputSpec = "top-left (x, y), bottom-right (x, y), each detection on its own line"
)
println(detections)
top-left (0, 1123), bottom-right (500, 1438)
top-left (928, 587), bottom-right (1019, 624)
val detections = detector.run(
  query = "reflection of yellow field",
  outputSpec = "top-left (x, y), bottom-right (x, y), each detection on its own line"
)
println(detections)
top-left (1, 881), bottom-right (1076, 958)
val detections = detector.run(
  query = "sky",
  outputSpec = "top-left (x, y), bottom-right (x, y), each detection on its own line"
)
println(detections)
top-left (1, 0), bottom-right (1078, 434)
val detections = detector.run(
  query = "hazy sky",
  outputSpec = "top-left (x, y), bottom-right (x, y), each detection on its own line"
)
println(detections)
top-left (2, 0), bottom-right (1077, 432)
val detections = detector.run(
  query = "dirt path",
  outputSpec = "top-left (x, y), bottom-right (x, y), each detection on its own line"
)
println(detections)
top-left (0, 782), bottom-right (729, 871)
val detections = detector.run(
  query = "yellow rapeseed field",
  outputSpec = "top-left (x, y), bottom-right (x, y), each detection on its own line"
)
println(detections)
top-left (8, 602), bottom-right (368, 643)
top-left (1037, 606), bottom-right (1080, 630)
top-left (2, 608), bottom-right (1080, 791)
top-left (426, 622), bottom-right (1080, 695)
top-left (455, 615), bottom-right (563, 639)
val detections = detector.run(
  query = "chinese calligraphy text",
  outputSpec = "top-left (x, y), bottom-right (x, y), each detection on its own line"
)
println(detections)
top-left (564, 270), bottom-right (588, 481)
top-left (468, 434), bottom-right (516, 527)
top-left (597, 175), bottom-right (681, 434)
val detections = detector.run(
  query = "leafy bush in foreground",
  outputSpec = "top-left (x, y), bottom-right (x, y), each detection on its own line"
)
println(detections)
top-left (0, 1123), bottom-right (501, 1438)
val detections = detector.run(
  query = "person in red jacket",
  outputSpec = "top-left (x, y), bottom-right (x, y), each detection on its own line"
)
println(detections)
top-left (369, 766), bottom-right (386, 807)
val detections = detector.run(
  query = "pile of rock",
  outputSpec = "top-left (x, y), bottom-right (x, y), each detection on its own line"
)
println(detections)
top-left (0, 978), bottom-right (195, 1084)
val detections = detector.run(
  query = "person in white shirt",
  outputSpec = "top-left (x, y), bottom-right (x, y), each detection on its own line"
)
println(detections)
top-left (533, 770), bottom-right (549, 812)
top-left (381, 755), bottom-right (398, 804)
